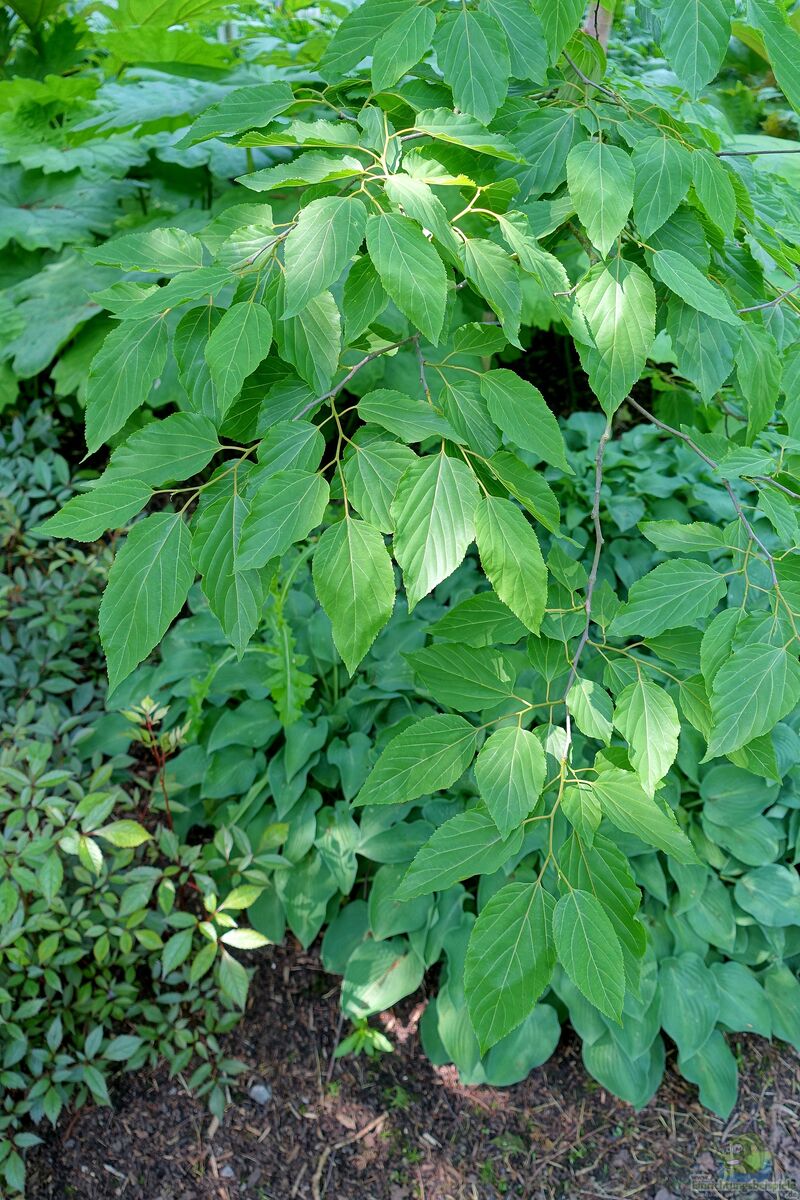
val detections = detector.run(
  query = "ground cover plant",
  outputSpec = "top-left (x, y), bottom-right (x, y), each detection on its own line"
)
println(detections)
top-left (3, 0), bottom-right (800, 1189)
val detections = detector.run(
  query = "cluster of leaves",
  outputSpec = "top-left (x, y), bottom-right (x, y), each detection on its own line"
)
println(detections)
top-left (5, 0), bottom-right (800, 1149)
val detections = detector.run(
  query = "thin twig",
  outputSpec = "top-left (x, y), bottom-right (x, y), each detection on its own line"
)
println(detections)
top-left (738, 281), bottom-right (800, 313)
top-left (293, 336), bottom-right (416, 421)
top-left (717, 147), bottom-right (800, 156)
top-left (562, 52), bottom-right (619, 100)
top-left (751, 475), bottom-right (800, 502)
top-left (626, 396), bottom-right (778, 587)
top-left (414, 334), bottom-right (431, 400)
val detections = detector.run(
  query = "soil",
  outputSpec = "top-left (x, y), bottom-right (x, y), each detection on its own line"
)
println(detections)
top-left (26, 943), bottom-right (800, 1200)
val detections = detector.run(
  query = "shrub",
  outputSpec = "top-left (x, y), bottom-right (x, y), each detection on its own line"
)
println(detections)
top-left (4, 0), bottom-right (800, 1149)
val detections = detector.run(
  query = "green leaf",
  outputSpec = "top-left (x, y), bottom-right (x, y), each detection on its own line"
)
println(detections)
top-left (358, 387), bottom-right (456, 442)
top-left (191, 494), bottom-right (266, 657)
top-left (383, 174), bottom-right (460, 254)
top-left (459, 240), bottom-right (521, 344)
top-left (343, 255), bottom-right (388, 341)
top-left (475, 725), bottom-right (546, 836)
top-left (480, 369), bottom-right (569, 471)
top-left (553, 890), bottom-right (624, 1022)
top-left (88, 227), bottom-right (203, 273)
top-left (33, 481), bottom-right (150, 542)
top-left (706, 644), bottom-right (800, 759)
top-left (85, 317), bottom-right (168, 452)
top-left (734, 864), bottom-right (800, 928)
top-left (531, 0), bottom-right (583, 60)
top-left (488, 451), bottom-right (561, 532)
top-left (560, 833), bottom-right (646, 986)
top-left (609, 559), bottom-right (727, 638)
top-left (275, 288), bottom-right (342, 393)
top-left (591, 767), bottom-right (698, 863)
top-left (372, 4), bottom-right (436, 91)
top-left (341, 938), bottom-right (424, 1017)
top-left (613, 678), bottom-right (680, 795)
top-left (237, 469), bottom-right (329, 570)
top-left (391, 451), bottom-right (479, 609)
top-left (162, 928), bottom-right (194, 975)
top-left (465, 882), bottom-right (556, 1051)
top-left (474, 494), bottom-right (548, 635)
top-left (319, 0), bottom-right (415, 81)
top-left (366, 212), bottom-right (447, 343)
top-left (659, 953), bottom-right (719, 1058)
top-left (99, 513), bottom-right (194, 691)
top-left (218, 947), bottom-right (250, 1008)
top-left (284, 195), bottom-right (367, 317)
top-left (100, 412), bottom-right (221, 487)
top-left (178, 81), bottom-right (294, 145)
top-left (566, 678), bottom-right (614, 743)
top-left (406, 643), bottom-right (516, 710)
top-left (414, 107), bottom-right (523, 160)
top-left (650, 249), bottom-right (739, 325)
top-left (678, 1030), bottom-right (737, 1119)
top-left (397, 809), bottom-right (524, 899)
top-left (576, 259), bottom-right (655, 417)
top-left (483, 0), bottom-right (547, 82)
top-left (665, 298), bottom-right (738, 401)
top-left (95, 820), bottom-right (151, 847)
top-left (747, 0), bottom-right (800, 114)
top-left (312, 516), bottom-right (395, 674)
top-left (567, 141), bottom-right (634, 258)
top-left (692, 149), bottom-right (736, 238)
top-left (342, 434), bottom-right (417, 532)
top-left (632, 137), bottom-right (692, 238)
top-left (429, 591), bottom-right (527, 646)
top-left (205, 301), bottom-right (273, 416)
top-left (432, 7), bottom-right (510, 124)
top-left (239, 152), bottom-right (366, 193)
top-left (737, 323), bottom-right (781, 441)
top-left (660, 0), bottom-right (733, 97)
top-left (354, 713), bottom-right (477, 807)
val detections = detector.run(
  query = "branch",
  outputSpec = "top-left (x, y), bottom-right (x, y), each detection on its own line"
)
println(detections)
top-left (717, 148), bottom-right (800, 157)
top-left (293, 336), bottom-right (416, 420)
top-left (626, 396), bottom-right (779, 588)
top-left (738, 280), bottom-right (800, 314)
top-left (583, 1), bottom-right (613, 48)
top-left (562, 51), bottom-right (618, 101)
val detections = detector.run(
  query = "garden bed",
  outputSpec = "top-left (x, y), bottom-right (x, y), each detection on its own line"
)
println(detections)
top-left (27, 943), bottom-right (800, 1200)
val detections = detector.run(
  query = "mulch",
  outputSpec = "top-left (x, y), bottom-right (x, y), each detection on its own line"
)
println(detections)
top-left (26, 943), bottom-right (800, 1200)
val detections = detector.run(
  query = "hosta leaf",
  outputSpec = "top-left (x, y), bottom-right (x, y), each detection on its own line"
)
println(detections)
top-left (391, 451), bottom-right (479, 609)
top-left (366, 212), bottom-right (447, 344)
top-left (567, 141), bottom-right (634, 258)
top-left (372, 5), bottom-right (436, 91)
top-left (354, 713), bottom-right (477, 807)
top-left (706, 644), bottom-right (800, 759)
top-left (475, 725), bottom-right (546, 836)
top-left (99, 513), bottom-right (194, 691)
top-left (659, 953), bottom-right (720, 1059)
top-left (34, 481), bottom-right (150, 542)
top-left (613, 678), bottom-right (680, 795)
top-left (553, 890), bottom-right (624, 1022)
top-left (237, 469), bottom-right (329, 570)
top-left (397, 809), bottom-right (524, 899)
top-left (432, 7), bottom-right (510, 124)
top-left (283, 195), bottom-right (367, 317)
top-left (191, 494), bottom-right (266, 657)
top-left (632, 137), bottom-right (692, 238)
top-left (591, 768), bottom-right (698, 863)
top-left (85, 317), bottom-right (168, 453)
top-left (205, 302), bottom-right (273, 416)
top-left (480, 369), bottom-right (569, 471)
top-left (465, 882), bottom-right (556, 1051)
top-left (609, 559), bottom-right (727, 637)
top-left (312, 516), bottom-right (395, 674)
top-left (474, 494), bottom-right (547, 634)
top-left (576, 259), bottom-right (655, 417)
top-left (660, 0), bottom-right (733, 97)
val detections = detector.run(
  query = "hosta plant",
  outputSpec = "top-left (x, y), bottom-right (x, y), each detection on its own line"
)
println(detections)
top-left (16, 0), bottom-right (800, 1123)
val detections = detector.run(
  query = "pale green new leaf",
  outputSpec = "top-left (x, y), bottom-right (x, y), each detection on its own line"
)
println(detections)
top-left (706, 644), bottom-right (800, 759)
top-left (590, 768), bottom-right (698, 863)
top-left (237, 469), bottom-right (329, 570)
top-left (397, 809), bottom-right (524, 899)
top-left (553, 890), bottom-right (624, 1022)
top-left (576, 259), bottom-right (655, 417)
top-left (372, 5), bottom-right (436, 91)
top-left (480, 369), bottom-right (569, 471)
top-left (85, 317), bottom-right (168, 452)
top-left (205, 301), bottom-right (273, 416)
top-left (465, 881), bottom-right (556, 1051)
top-left (391, 451), bottom-right (479, 609)
top-left (366, 212), bottom-right (447, 343)
top-left (614, 678), bottom-right (680, 795)
top-left (283, 195), bottom-right (367, 317)
top-left (34, 481), bottom-right (150, 542)
top-left (609, 559), bottom-right (727, 637)
top-left (355, 713), bottom-right (477, 806)
top-left (433, 7), bottom-right (510, 124)
top-left (567, 141), bottom-right (634, 258)
top-left (312, 516), bottom-right (395, 674)
top-left (660, 0), bottom-right (733, 97)
top-left (474, 494), bottom-right (547, 634)
top-left (475, 725), bottom-right (546, 836)
top-left (99, 513), bottom-right (194, 691)
top-left (191, 494), bottom-right (266, 657)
